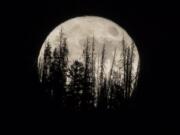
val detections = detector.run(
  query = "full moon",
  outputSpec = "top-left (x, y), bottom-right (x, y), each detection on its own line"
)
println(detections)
top-left (38, 16), bottom-right (140, 110)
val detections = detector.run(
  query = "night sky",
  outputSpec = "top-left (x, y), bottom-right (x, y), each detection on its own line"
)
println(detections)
top-left (5, 0), bottom-right (179, 133)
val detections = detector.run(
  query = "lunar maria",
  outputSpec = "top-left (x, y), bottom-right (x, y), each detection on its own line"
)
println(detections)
top-left (38, 16), bottom-right (140, 111)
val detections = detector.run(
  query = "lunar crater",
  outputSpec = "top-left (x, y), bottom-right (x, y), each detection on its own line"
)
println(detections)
top-left (108, 26), bottom-right (119, 36)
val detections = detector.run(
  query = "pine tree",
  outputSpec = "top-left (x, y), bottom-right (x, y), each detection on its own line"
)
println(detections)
top-left (110, 71), bottom-right (123, 110)
top-left (54, 29), bottom-right (68, 105)
top-left (134, 58), bottom-right (140, 89)
top-left (42, 42), bottom-right (52, 95)
top-left (97, 43), bottom-right (107, 110)
top-left (100, 44), bottom-right (106, 90)
top-left (90, 36), bottom-right (96, 104)
top-left (67, 60), bottom-right (85, 111)
top-left (122, 38), bottom-right (135, 100)
top-left (81, 38), bottom-right (94, 111)
top-left (127, 44), bottom-right (135, 97)
top-left (122, 38), bottom-right (128, 99)
top-left (50, 48), bottom-right (61, 98)
top-left (98, 77), bottom-right (108, 111)
top-left (49, 28), bottom-right (69, 107)
top-left (108, 48), bottom-right (117, 109)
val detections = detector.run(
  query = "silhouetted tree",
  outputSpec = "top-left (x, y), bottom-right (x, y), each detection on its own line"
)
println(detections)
top-left (97, 43), bottom-right (107, 110)
top-left (48, 29), bottom-right (69, 107)
top-left (108, 48), bottom-right (117, 109)
top-left (109, 71), bottom-right (124, 110)
top-left (98, 77), bottom-right (108, 111)
top-left (100, 44), bottom-right (106, 90)
top-left (56, 30), bottom-right (69, 107)
top-left (66, 60), bottom-right (85, 111)
top-left (81, 38), bottom-right (94, 111)
top-left (42, 42), bottom-right (52, 95)
top-left (122, 38), bottom-right (136, 100)
top-left (50, 48), bottom-right (61, 99)
top-left (127, 44), bottom-right (135, 96)
top-left (40, 32), bottom-right (139, 111)
top-left (134, 59), bottom-right (140, 89)
top-left (90, 36), bottom-right (96, 105)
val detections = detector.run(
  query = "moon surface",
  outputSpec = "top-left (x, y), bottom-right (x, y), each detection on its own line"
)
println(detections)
top-left (38, 16), bottom-right (140, 95)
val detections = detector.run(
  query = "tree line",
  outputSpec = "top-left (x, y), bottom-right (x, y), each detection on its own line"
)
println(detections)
top-left (39, 30), bottom-right (140, 111)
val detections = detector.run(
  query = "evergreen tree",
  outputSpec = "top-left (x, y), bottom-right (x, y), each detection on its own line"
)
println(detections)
top-left (98, 77), bottom-right (108, 111)
top-left (90, 36), bottom-right (96, 105)
top-left (122, 39), bottom-right (127, 99)
top-left (67, 60), bottom-right (85, 111)
top-left (122, 39), bottom-right (135, 100)
top-left (42, 42), bottom-right (52, 95)
top-left (97, 43), bottom-right (107, 110)
top-left (100, 44), bottom-right (106, 90)
top-left (109, 71), bottom-right (123, 110)
top-left (40, 33), bottom-right (139, 111)
top-left (81, 38), bottom-right (94, 111)
top-left (49, 28), bottom-right (69, 107)
top-left (108, 48), bottom-right (117, 109)
top-left (58, 33), bottom-right (69, 106)
top-left (50, 48), bottom-right (61, 99)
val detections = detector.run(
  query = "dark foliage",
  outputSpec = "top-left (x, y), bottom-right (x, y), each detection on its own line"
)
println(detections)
top-left (40, 32), bottom-right (139, 111)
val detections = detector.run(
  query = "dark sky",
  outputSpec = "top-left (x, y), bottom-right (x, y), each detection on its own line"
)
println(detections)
top-left (5, 0), bottom-right (179, 133)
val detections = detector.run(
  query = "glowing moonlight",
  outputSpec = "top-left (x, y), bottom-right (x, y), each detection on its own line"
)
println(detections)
top-left (38, 16), bottom-right (140, 111)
